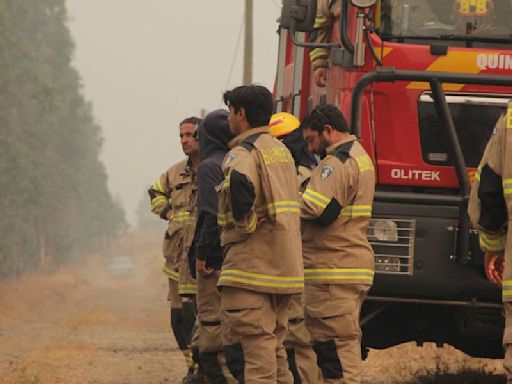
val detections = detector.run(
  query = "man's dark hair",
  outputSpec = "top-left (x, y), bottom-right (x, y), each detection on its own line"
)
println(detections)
top-left (180, 116), bottom-right (201, 127)
top-left (223, 85), bottom-right (274, 128)
top-left (308, 104), bottom-right (349, 133)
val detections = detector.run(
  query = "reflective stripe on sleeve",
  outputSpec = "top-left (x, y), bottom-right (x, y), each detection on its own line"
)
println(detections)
top-left (310, 48), bottom-right (329, 62)
top-left (503, 178), bottom-right (512, 196)
top-left (151, 195), bottom-right (168, 210)
top-left (479, 232), bottom-right (506, 252)
top-left (503, 280), bottom-right (512, 301)
top-left (340, 205), bottom-right (372, 218)
top-left (303, 188), bottom-right (331, 209)
top-left (163, 266), bottom-right (179, 281)
top-left (238, 214), bottom-right (258, 233)
top-left (219, 269), bottom-right (304, 289)
top-left (152, 179), bottom-right (164, 193)
top-left (217, 211), bottom-right (234, 226)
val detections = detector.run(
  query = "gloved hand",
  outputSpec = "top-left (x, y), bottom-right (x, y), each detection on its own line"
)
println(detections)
top-left (485, 252), bottom-right (504, 286)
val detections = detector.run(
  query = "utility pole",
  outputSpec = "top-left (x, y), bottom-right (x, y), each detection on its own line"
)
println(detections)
top-left (243, 0), bottom-right (253, 85)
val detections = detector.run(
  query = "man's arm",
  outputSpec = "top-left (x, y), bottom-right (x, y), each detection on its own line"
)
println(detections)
top-left (229, 153), bottom-right (259, 234)
top-left (309, 0), bottom-right (338, 86)
top-left (301, 157), bottom-right (347, 227)
top-left (148, 170), bottom-right (173, 220)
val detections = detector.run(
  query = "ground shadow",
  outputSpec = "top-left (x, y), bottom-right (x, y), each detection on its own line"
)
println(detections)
top-left (410, 369), bottom-right (506, 384)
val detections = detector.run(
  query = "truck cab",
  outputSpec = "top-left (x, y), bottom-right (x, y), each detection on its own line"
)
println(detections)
top-left (277, 0), bottom-right (512, 358)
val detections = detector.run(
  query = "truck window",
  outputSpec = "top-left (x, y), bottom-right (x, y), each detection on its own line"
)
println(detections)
top-left (417, 94), bottom-right (506, 168)
top-left (378, 0), bottom-right (512, 47)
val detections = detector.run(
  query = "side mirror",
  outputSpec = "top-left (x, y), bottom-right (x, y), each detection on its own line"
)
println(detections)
top-left (280, 0), bottom-right (317, 33)
top-left (350, 0), bottom-right (377, 8)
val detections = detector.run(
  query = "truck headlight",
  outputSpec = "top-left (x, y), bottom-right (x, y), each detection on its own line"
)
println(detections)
top-left (372, 219), bottom-right (398, 242)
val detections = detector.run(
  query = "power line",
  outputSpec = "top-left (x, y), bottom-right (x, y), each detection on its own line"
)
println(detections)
top-left (269, 0), bottom-right (281, 9)
top-left (222, 15), bottom-right (244, 98)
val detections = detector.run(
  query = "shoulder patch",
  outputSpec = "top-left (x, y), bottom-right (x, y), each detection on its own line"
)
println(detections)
top-left (224, 153), bottom-right (237, 168)
top-left (332, 141), bottom-right (354, 163)
top-left (320, 165), bottom-right (334, 180)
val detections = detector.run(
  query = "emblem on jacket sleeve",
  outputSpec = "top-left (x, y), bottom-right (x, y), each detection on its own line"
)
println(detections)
top-left (224, 153), bottom-right (237, 168)
top-left (320, 165), bottom-right (334, 180)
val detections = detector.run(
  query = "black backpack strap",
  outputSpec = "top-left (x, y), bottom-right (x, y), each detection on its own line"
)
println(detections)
top-left (332, 141), bottom-right (354, 164)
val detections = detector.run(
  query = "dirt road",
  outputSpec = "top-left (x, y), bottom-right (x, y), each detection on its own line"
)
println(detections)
top-left (0, 230), bottom-right (507, 384)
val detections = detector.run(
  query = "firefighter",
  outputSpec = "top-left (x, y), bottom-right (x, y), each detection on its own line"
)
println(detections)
top-left (310, 0), bottom-right (437, 87)
top-left (300, 105), bottom-right (375, 383)
top-left (148, 116), bottom-right (200, 383)
top-left (188, 109), bottom-right (236, 384)
top-left (218, 85), bottom-right (304, 384)
top-left (451, 0), bottom-right (497, 34)
top-left (468, 104), bottom-right (512, 383)
top-left (269, 112), bottom-right (320, 384)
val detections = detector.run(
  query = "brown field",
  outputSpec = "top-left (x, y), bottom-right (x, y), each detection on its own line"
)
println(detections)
top-left (0, 230), bottom-right (506, 384)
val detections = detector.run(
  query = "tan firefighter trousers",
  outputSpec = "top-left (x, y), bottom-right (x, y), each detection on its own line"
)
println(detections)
top-left (304, 284), bottom-right (368, 384)
top-left (286, 294), bottom-right (321, 383)
top-left (197, 271), bottom-right (236, 383)
top-left (221, 286), bottom-right (294, 384)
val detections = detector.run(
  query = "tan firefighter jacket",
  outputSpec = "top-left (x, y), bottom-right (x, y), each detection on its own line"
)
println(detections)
top-left (217, 127), bottom-right (304, 294)
top-left (301, 135), bottom-right (375, 285)
top-left (468, 105), bottom-right (512, 302)
top-left (148, 159), bottom-right (197, 282)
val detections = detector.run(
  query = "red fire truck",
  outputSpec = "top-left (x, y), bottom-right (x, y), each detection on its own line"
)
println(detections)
top-left (278, 0), bottom-right (512, 358)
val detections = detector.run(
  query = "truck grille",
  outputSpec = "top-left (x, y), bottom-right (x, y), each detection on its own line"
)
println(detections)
top-left (367, 218), bottom-right (416, 276)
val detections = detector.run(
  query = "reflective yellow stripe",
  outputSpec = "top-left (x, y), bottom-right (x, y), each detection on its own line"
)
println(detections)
top-left (475, 165), bottom-right (482, 182)
top-left (152, 179), bottom-right (164, 192)
top-left (151, 195), bottom-right (167, 209)
top-left (267, 201), bottom-right (301, 215)
top-left (503, 281), bottom-right (512, 300)
top-left (219, 269), bottom-right (304, 289)
top-left (178, 284), bottom-right (197, 294)
top-left (217, 211), bottom-right (234, 226)
top-left (304, 268), bottom-right (374, 282)
top-left (507, 105), bottom-right (512, 128)
top-left (503, 178), bottom-right (512, 195)
top-left (163, 266), bottom-right (179, 281)
top-left (222, 175), bottom-right (231, 190)
top-left (313, 16), bottom-right (329, 28)
top-left (479, 233), bottom-right (506, 252)
top-left (310, 48), bottom-right (328, 62)
top-left (239, 214), bottom-right (258, 233)
top-left (303, 188), bottom-right (331, 209)
top-left (172, 211), bottom-right (194, 224)
top-left (340, 205), bottom-right (372, 217)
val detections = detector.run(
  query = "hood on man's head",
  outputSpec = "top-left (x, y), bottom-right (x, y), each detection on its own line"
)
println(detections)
top-left (199, 109), bottom-right (235, 160)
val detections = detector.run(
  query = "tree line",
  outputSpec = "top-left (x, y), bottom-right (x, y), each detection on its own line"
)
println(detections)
top-left (0, 0), bottom-right (126, 278)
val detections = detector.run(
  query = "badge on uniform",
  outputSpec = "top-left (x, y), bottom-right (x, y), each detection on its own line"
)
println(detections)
top-left (224, 153), bottom-right (237, 168)
top-left (320, 165), bottom-right (334, 180)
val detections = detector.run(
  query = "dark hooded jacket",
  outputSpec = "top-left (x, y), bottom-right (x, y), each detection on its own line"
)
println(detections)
top-left (189, 109), bottom-right (234, 276)
top-left (281, 128), bottom-right (317, 170)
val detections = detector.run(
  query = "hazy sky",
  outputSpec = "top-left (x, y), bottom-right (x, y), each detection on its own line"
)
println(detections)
top-left (67, 1), bottom-right (281, 224)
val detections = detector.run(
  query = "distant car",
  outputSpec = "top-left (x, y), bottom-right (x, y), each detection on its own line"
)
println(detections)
top-left (105, 257), bottom-right (135, 277)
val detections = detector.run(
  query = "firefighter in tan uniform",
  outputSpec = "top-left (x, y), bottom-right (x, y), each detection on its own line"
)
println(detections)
top-left (148, 116), bottom-right (200, 382)
top-left (270, 112), bottom-right (320, 384)
top-left (218, 85), bottom-right (304, 384)
top-left (300, 105), bottom-right (375, 383)
top-left (310, 0), bottom-right (437, 87)
top-left (468, 103), bottom-right (512, 383)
